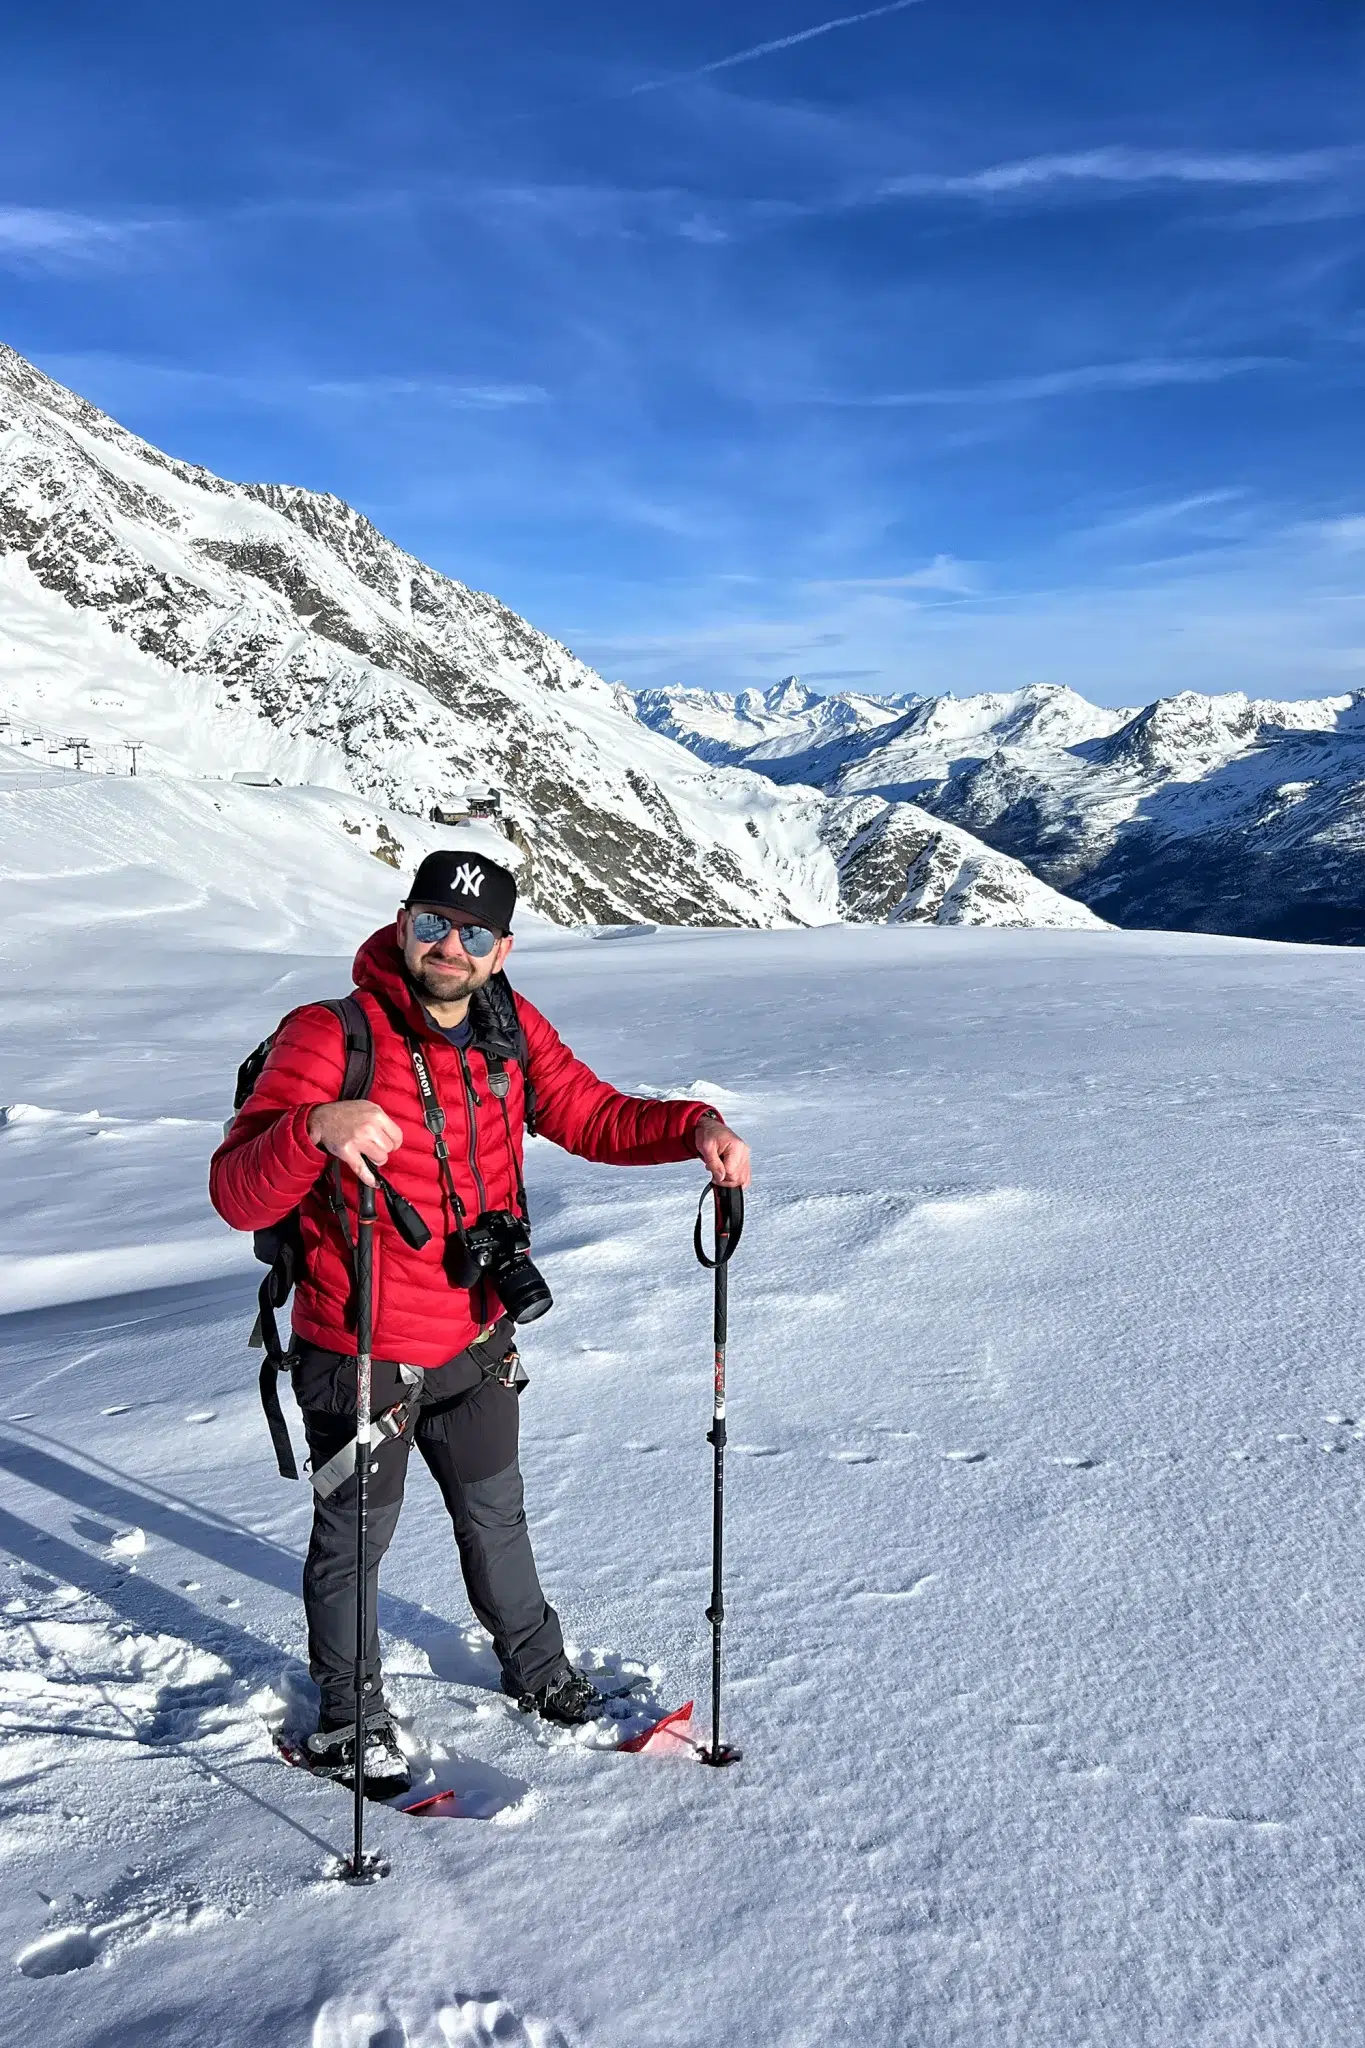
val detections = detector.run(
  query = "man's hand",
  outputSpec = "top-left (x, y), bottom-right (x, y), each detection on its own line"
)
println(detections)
top-left (307, 1099), bottom-right (403, 1187)
top-left (695, 1114), bottom-right (751, 1189)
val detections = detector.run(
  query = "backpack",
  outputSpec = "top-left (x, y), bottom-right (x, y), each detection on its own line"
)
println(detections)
top-left (234, 976), bottom-right (534, 1479)
top-left (234, 996), bottom-right (374, 1480)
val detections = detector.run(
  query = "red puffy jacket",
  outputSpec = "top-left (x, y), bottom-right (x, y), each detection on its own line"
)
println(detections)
top-left (210, 926), bottom-right (714, 1367)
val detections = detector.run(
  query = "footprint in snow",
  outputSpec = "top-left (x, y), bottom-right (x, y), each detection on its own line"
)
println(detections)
top-left (1182, 1812), bottom-right (1289, 1839)
top-left (852, 1575), bottom-right (938, 1602)
top-left (16, 1874), bottom-right (221, 1979)
top-left (16, 1926), bottom-right (97, 1978)
top-left (943, 1449), bottom-right (987, 1464)
top-left (311, 1994), bottom-right (570, 2048)
top-left (833, 1450), bottom-right (878, 1465)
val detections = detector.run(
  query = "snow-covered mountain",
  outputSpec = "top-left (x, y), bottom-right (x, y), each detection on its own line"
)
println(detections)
top-left (0, 344), bottom-right (1103, 934)
top-left (637, 677), bottom-right (1365, 943)
top-left (634, 674), bottom-right (922, 786)
top-left (821, 794), bottom-right (1107, 929)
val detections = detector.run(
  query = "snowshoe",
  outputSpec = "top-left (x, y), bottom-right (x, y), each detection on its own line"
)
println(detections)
top-left (304, 1709), bottom-right (412, 1800)
top-left (510, 1668), bottom-right (606, 1726)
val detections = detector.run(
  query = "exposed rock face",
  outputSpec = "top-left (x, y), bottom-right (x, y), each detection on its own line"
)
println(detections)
top-left (0, 344), bottom-right (1106, 935)
top-left (822, 796), bottom-right (1111, 930)
top-left (639, 676), bottom-right (1365, 943)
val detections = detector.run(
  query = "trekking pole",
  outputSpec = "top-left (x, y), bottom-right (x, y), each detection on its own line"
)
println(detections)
top-left (343, 1176), bottom-right (387, 1883)
top-left (694, 1182), bottom-right (744, 1768)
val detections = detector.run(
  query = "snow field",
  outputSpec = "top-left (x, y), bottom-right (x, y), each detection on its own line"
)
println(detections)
top-left (5, 791), bottom-right (1365, 2041)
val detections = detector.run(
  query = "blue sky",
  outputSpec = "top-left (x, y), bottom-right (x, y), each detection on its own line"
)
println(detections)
top-left (2, 0), bottom-right (1362, 704)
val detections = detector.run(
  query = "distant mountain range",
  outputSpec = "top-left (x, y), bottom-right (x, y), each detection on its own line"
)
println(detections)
top-left (0, 344), bottom-right (1104, 934)
top-left (635, 677), bottom-right (1365, 942)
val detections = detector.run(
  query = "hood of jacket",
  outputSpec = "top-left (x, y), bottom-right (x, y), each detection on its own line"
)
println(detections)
top-left (352, 925), bottom-right (526, 1063)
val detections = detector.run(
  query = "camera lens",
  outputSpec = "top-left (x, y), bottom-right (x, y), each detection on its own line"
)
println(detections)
top-left (496, 1255), bottom-right (553, 1325)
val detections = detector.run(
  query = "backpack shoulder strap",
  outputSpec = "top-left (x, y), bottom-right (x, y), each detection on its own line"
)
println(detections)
top-left (319, 995), bottom-right (374, 1101)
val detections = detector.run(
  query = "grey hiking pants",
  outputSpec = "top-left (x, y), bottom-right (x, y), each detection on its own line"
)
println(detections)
top-left (291, 1326), bottom-right (567, 1723)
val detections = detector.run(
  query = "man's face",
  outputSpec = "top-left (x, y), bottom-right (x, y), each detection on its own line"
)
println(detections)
top-left (398, 903), bottom-right (514, 1006)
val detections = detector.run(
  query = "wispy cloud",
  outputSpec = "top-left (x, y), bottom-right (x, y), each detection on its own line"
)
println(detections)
top-left (33, 352), bottom-right (548, 414)
top-left (1309, 515), bottom-right (1365, 553)
top-left (309, 375), bottom-right (547, 408)
top-left (572, 515), bottom-right (1365, 704)
top-left (1071, 490), bottom-right (1264, 553)
top-left (630, 0), bottom-right (925, 95)
top-left (806, 553), bottom-right (979, 593)
top-left (880, 145), bottom-right (1359, 203)
top-left (0, 205), bottom-right (162, 272)
top-left (468, 178), bottom-right (804, 247)
top-left (1097, 489), bottom-right (1248, 532)
top-left (815, 357), bottom-right (1285, 408)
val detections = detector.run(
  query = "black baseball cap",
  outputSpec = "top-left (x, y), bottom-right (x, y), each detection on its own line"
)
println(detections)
top-left (406, 850), bottom-right (518, 932)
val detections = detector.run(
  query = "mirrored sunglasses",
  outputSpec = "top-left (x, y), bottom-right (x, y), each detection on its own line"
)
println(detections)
top-left (410, 910), bottom-right (502, 957)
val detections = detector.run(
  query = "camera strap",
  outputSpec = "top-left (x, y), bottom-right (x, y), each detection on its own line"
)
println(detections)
top-left (401, 1036), bottom-right (469, 1233)
top-left (491, 1086), bottom-right (530, 1222)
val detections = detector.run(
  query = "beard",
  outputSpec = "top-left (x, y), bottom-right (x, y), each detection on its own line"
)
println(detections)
top-left (408, 952), bottom-right (479, 1003)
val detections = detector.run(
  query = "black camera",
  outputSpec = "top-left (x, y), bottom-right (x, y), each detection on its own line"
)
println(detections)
top-left (463, 1209), bottom-right (553, 1325)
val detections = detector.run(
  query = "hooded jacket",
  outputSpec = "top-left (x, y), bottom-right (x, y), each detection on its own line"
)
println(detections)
top-left (209, 926), bottom-right (715, 1367)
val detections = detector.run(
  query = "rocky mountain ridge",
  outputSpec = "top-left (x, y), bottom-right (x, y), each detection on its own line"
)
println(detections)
top-left (634, 676), bottom-right (1365, 941)
top-left (0, 343), bottom-right (1108, 934)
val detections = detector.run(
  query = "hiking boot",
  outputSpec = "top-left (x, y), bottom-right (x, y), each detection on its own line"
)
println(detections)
top-left (306, 1709), bottom-right (411, 1799)
top-left (512, 1668), bottom-right (605, 1726)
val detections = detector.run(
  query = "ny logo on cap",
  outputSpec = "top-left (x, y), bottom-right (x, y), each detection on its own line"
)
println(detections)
top-left (451, 862), bottom-right (485, 897)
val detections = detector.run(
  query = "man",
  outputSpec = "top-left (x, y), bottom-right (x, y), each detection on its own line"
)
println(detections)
top-left (210, 849), bottom-right (750, 1796)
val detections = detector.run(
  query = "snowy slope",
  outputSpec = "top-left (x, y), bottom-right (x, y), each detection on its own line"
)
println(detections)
top-left (0, 343), bottom-right (840, 929)
top-left (0, 752), bottom-right (1099, 1323)
top-left (0, 346), bottom-right (1107, 937)
top-left (4, 811), bottom-right (1365, 2044)
top-left (638, 676), bottom-right (1365, 942)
